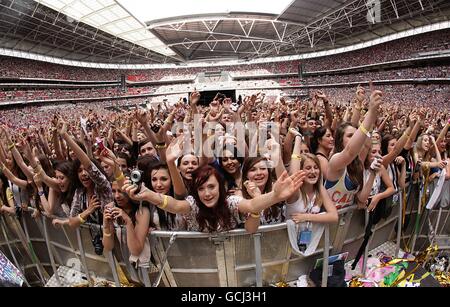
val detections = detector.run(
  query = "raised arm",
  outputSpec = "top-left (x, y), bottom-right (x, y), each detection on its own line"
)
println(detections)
top-left (404, 112), bottom-right (423, 150)
top-left (350, 86), bottom-right (365, 127)
top-left (382, 120), bottom-right (414, 167)
top-left (123, 180), bottom-right (191, 215)
top-left (58, 120), bottom-right (91, 168)
top-left (165, 136), bottom-right (188, 198)
top-left (237, 171), bottom-right (306, 213)
top-left (436, 119), bottom-right (450, 150)
top-left (0, 161), bottom-right (28, 188)
top-left (327, 89), bottom-right (382, 181)
top-left (1, 127), bottom-right (33, 180)
top-left (31, 147), bottom-right (60, 191)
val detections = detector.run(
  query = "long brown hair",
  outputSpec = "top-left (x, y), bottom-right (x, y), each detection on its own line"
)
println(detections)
top-left (334, 122), bottom-right (363, 190)
top-left (191, 165), bottom-right (233, 232)
top-left (299, 154), bottom-right (323, 208)
top-left (241, 156), bottom-right (282, 221)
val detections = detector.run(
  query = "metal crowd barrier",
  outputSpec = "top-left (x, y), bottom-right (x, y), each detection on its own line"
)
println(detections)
top-left (1, 191), bottom-right (447, 287)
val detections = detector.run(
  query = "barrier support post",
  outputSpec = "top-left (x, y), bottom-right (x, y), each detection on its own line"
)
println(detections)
top-left (321, 224), bottom-right (330, 287)
top-left (253, 233), bottom-right (263, 287)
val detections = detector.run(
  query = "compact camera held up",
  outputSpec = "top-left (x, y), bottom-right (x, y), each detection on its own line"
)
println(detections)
top-left (130, 169), bottom-right (144, 193)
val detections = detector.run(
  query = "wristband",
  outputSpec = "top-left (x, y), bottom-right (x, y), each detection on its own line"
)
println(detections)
top-left (78, 214), bottom-right (86, 224)
top-left (159, 195), bottom-right (168, 209)
top-left (250, 212), bottom-right (260, 219)
top-left (115, 173), bottom-right (125, 181)
top-left (359, 124), bottom-right (371, 138)
top-left (291, 154), bottom-right (302, 161)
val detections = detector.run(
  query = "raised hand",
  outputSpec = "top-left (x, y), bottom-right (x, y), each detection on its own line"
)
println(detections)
top-left (135, 108), bottom-right (147, 124)
top-left (394, 156), bottom-right (405, 165)
top-left (316, 90), bottom-right (328, 102)
top-left (122, 180), bottom-right (150, 203)
top-left (355, 85), bottom-right (365, 103)
top-left (368, 90), bottom-right (383, 111)
top-left (57, 119), bottom-right (68, 135)
top-left (190, 91), bottom-right (201, 106)
top-left (166, 136), bottom-right (184, 162)
top-left (273, 170), bottom-right (306, 201)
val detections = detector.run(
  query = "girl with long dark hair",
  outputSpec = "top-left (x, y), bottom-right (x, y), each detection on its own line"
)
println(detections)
top-left (123, 164), bottom-right (305, 233)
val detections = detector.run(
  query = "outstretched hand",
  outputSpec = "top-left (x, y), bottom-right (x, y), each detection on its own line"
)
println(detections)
top-left (273, 170), bottom-right (306, 201)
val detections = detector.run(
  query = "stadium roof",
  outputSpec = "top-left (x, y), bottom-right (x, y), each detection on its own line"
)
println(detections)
top-left (0, 0), bottom-right (449, 65)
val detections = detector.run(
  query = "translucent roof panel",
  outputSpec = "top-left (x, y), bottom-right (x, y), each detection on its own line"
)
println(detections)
top-left (35, 0), bottom-right (176, 57)
top-left (118, 0), bottom-right (293, 23)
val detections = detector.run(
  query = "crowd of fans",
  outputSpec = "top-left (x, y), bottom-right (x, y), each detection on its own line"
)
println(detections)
top-left (0, 77), bottom-right (449, 287)
top-left (304, 29), bottom-right (450, 71)
top-left (1, 29), bottom-right (448, 84)
top-left (0, 86), bottom-right (157, 103)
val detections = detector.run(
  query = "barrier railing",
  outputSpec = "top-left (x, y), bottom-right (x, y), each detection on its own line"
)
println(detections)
top-left (0, 193), bottom-right (445, 287)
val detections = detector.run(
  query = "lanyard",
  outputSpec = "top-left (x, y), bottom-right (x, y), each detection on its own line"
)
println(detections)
top-left (304, 193), bottom-right (316, 230)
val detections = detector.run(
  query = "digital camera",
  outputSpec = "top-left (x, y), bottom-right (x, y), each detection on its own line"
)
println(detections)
top-left (93, 138), bottom-right (105, 152)
top-left (130, 169), bottom-right (143, 193)
top-left (91, 232), bottom-right (103, 255)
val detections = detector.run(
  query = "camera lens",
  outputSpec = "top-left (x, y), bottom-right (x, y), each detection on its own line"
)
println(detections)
top-left (130, 170), bottom-right (142, 183)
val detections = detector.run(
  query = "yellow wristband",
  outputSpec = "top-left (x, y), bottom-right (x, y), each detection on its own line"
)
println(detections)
top-left (78, 214), bottom-right (86, 224)
top-left (359, 124), bottom-right (371, 138)
top-left (159, 195), bottom-right (168, 209)
top-left (291, 154), bottom-right (302, 161)
top-left (250, 212), bottom-right (260, 219)
top-left (115, 173), bottom-right (125, 181)
top-left (103, 231), bottom-right (112, 237)
top-left (8, 143), bottom-right (15, 151)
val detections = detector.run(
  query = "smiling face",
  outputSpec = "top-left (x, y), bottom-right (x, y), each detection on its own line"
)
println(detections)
top-left (151, 168), bottom-right (171, 195)
top-left (221, 149), bottom-right (240, 175)
top-left (179, 154), bottom-right (199, 180)
top-left (302, 158), bottom-right (320, 185)
top-left (197, 175), bottom-right (220, 208)
top-left (77, 164), bottom-right (93, 188)
top-left (246, 160), bottom-right (269, 190)
top-left (55, 170), bottom-right (70, 193)
top-left (319, 129), bottom-right (334, 151)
